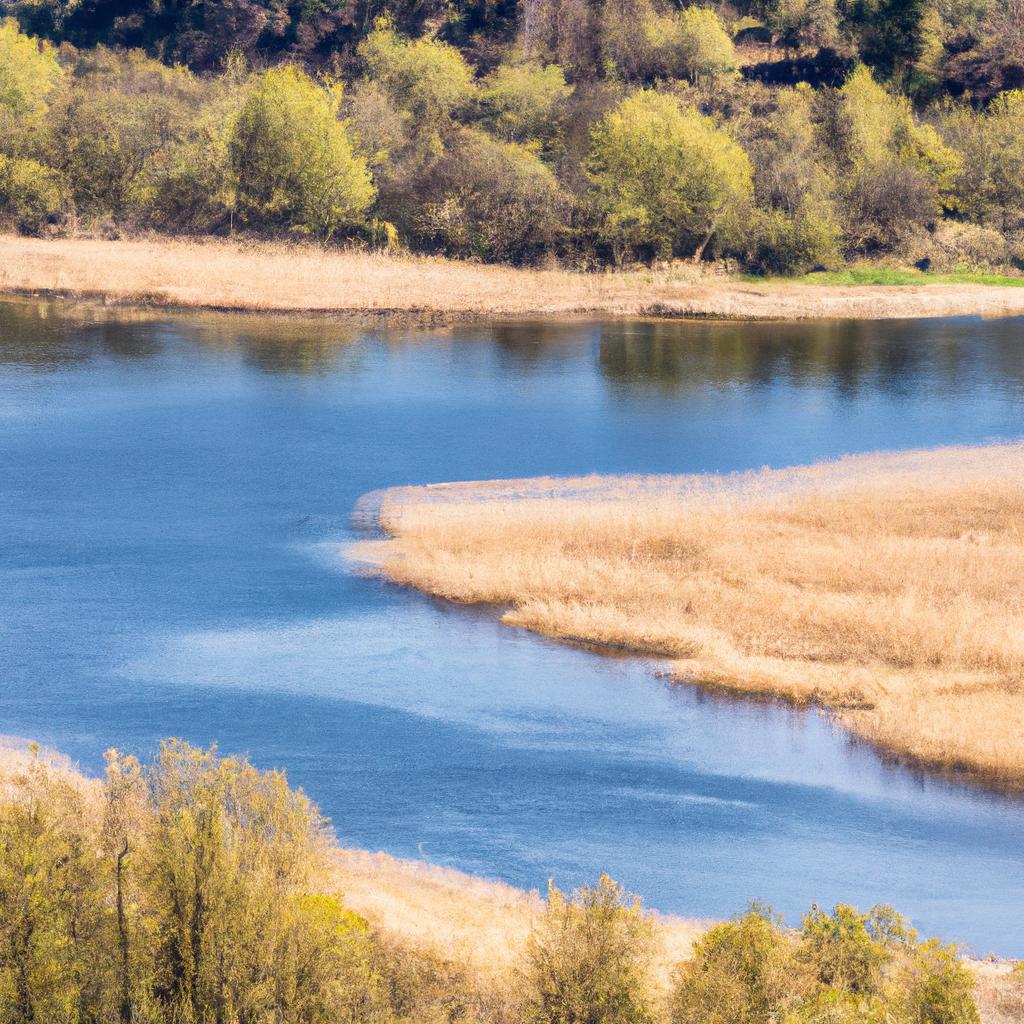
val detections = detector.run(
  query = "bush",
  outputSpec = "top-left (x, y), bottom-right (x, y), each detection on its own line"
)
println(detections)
top-left (671, 907), bottom-right (808, 1024)
top-left (416, 130), bottom-right (567, 263)
top-left (0, 18), bottom-right (63, 124)
top-left (524, 874), bottom-right (656, 1024)
top-left (229, 65), bottom-right (375, 239)
top-left (0, 154), bottom-right (65, 233)
top-left (479, 61), bottom-right (571, 143)
top-left (746, 201), bottom-right (842, 274)
top-left (671, 902), bottom-right (980, 1024)
top-left (645, 8), bottom-right (736, 83)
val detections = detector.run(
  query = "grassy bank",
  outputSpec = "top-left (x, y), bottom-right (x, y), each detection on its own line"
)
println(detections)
top-left (1, 740), bottom-right (1020, 1024)
top-left (6, 235), bottom-right (1024, 323)
top-left (353, 443), bottom-right (1024, 789)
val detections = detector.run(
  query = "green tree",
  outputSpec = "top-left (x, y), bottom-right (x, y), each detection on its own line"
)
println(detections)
top-left (0, 18), bottom-right (64, 158)
top-left (0, 154), bottom-right (65, 233)
top-left (644, 7), bottom-right (736, 82)
top-left (479, 61), bottom-right (571, 143)
top-left (0, 748), bottom-right (114, 1024)
top-left (524, 874), bottom-right (656, 1024)
top-left (229, 65), bottom-right (375, 239)
top-left (670, 907), bottom-right (808, 1024)
top-left (589, 89), bottom-right (753, 262)
top-left (359, 20), bottom-right (475, 155)
top-left (747, 86), bottom-right (841, 273)
top-left (416, 130), bottom-right (567, 263)
top-left (892, 939), bottom-right (980, 1024)
top-left (0, 18), bottom-right (63, 123)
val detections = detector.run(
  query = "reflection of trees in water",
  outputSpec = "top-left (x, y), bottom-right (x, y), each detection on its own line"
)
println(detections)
top-left (180, 316), bottom-right (362, 376)
top-left (0, 299), bottom-right (364, 376)
top-left (0, 299), bottom-right (163, 368)
top-left (451, 321), bottom-right (597, 370)
top-left (596, 320), bottom-right (1024, 397)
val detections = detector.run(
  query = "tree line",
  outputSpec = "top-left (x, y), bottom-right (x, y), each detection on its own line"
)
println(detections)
top-left (0, 740), bottom-right (982, 1023)
top-left (1, 3), bottom-right (1023, 273)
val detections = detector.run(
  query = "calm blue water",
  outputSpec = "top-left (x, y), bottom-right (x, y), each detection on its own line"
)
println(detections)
top-left (2, 300), bottom-right (1023, 954)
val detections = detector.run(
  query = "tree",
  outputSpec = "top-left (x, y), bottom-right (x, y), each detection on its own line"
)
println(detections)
top-left (647, 7), bottom-right (736, 83)
top-left (746, 85), bottom-right (841, 273)
top-left (524, 874), bottom-right (656, 1024)
top-left (479, 61), bottom-right (571, 143)
top-left (415, 130), bottom-right (567, 262)
top-left (588, 89), bottom-right (753, 262)
top-left (0, 18), bottom-right (64, 158)
top-left (359, 20), bottom-right (475, 156)
top-left (0, 18), bottom-right (62, 122)
top-left (0, 748), bottom-right (115, 1024)
top-left (825, 65), bottom-right (958, 249)
top-left (0, 155), bottom-right (65, 233)
top-left (229, 65), bottom-right (375, 239)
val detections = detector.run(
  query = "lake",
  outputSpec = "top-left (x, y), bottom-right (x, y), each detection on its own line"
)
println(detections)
top-left (2, 299), bottom-right (1022, 955)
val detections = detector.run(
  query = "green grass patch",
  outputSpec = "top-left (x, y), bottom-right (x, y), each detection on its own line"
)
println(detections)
top-left (796, 267), bottom-right (1024, 287)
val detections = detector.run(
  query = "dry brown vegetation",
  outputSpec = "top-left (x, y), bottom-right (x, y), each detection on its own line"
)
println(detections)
top-left (353, 443), bottom-right (1024, 787)
top-left (6, 235), bottom-right (1024, 322)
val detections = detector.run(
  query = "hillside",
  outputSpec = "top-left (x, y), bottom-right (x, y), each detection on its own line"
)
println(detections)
top-left (1, 0), bottom-right (1023, 276)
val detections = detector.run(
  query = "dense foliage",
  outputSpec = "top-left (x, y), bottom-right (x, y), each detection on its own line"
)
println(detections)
top-left (0, 743), bottom-right (984, 1024)
top-left (1, 0), bottom-right (1024, 272)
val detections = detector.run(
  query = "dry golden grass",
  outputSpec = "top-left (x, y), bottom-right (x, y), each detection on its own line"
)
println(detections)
top-left (354, 443), bottom-right (1024, 786)
top-left (6, 234), bottom-right (1024, 321)
top-left (329, 847), bottom-right (701, 988)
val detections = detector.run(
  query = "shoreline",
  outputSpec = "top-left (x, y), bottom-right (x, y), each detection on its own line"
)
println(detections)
top-left (351, 444), bottom-right (1024, 794)
top-left (5, 235), bottom-right (1024, 324)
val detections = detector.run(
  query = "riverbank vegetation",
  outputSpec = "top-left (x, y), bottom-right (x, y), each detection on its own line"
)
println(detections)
top-left (3, 740), bottom-right (1020, 1023)
top-left (356, 442), bottom-right (1024, 787)
top-left (9, 235), bottom-right (1024, 321)
top-left (2, 0), bottom-right (1024, 278)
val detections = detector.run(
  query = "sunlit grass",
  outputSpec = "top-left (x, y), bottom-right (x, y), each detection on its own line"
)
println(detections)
top-left (356, 444), bottom-right (1024, 787)
top-left (5, 235), bottom-right (1024, 321)
top-left (799, 267), bottom-right (1024, 287)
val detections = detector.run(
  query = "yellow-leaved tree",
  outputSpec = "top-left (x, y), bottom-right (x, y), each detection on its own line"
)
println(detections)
top-left (588, 89), bottom-right (753, 264)
top-left (229, 65), bottom-right (376, 240)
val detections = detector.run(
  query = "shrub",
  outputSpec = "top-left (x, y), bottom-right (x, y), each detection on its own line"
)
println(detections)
top-left (588, 89), bottom-right (753, 262)
top-left (229, 65), bottom-right (375, 239)
top-left (524, 874), bottom-right (656, 1024)
top-left (479, 61), bottom-right (572, 143)
top-left (416, 130), bottom-right (567, 263)
top-left (0, 154), bottom-right (65, 233)
top-left (646, 7), bottom-right (736, 83)
top-left (798, 904), bottom-right (895, 995)
top-left (670, 907), bottom-right (808, 1024)
top-left (46, 50), bottom-right (208, 220)
top-left (747, 202), bottom-right (842, 274)
top-left (891, 938), bottom-right (980, 1024)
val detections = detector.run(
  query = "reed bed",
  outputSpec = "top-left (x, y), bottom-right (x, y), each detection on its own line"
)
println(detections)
top-left (6, 234), bottom-right (1024, 321)
top-left (356, 443), bottom-right (1024, 786)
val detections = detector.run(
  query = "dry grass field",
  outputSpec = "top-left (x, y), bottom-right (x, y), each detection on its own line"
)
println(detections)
top-left (6, 234), bottom-right (1024, 321)
top-left (354, 443), bottom-right (1024, 787)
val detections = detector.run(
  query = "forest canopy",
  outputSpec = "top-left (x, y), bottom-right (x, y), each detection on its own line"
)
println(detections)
top-left (1, 0), bottom-right (1023, 273)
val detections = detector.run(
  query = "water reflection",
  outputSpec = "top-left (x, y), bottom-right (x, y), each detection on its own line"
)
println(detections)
top-left (595, 319), bottom-right (1024, 398)
top-left (6, 300), bottom-right (1024, 410)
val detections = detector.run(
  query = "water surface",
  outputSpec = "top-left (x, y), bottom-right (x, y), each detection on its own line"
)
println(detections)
top-left (2, 300), bottom-right (1023, 954)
